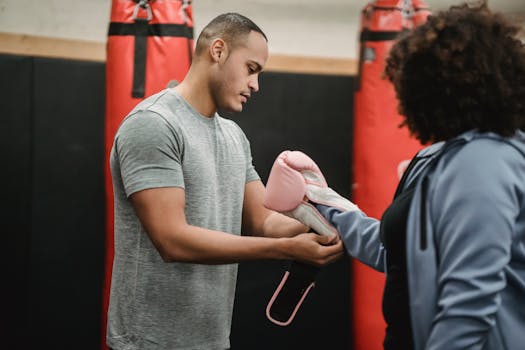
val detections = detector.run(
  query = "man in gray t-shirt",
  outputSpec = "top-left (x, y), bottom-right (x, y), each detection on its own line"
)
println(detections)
top-left (107, 13), bottom-right (342, 350)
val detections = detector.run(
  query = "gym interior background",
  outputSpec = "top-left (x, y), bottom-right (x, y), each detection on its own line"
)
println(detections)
top-left (1, 1), bottom-right (524, 349)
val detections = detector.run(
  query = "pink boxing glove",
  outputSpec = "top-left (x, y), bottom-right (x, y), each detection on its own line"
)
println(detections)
top-left (264, 150), bottom-right (358, 238)
top-left (263, 150), bottom-right (357, 327)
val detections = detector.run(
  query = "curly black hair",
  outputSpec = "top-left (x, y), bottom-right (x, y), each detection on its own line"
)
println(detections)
top-left (385, 2), bottom-right (525, 144)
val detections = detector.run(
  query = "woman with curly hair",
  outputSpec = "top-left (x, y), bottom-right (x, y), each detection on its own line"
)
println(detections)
top-left (304, 2), bottom-right (525, 349)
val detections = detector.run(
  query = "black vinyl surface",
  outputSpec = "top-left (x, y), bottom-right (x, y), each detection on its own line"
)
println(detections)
top-left (29, 57), bottom-right (106, 349)
top-left (267, 261), bottom-right (320, 324)
top-left (229, 72), bottom-right (354, 195)
top-left (229, 72), bottom-right (354, 350)
top-left (0, 54), bottom-right (353, 349)
top-left (0, 54), bottom-right (106, 349)
top-left (0, 54), bottom-right (33, 349)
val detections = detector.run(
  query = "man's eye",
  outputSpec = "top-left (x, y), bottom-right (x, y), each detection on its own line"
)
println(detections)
top-left (248, 66), bottom-right (256, 74)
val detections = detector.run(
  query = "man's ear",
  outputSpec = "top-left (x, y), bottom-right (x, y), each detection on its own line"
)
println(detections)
top-left (210, 38), bottom-right (227, 62)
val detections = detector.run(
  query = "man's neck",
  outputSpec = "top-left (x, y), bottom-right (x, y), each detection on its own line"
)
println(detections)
top-left (174, 70), bottom-right (216, 118)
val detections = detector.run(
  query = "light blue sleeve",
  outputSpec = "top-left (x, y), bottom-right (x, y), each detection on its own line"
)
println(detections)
top-left (316, 205), bottom-right (385, 272)
top-left (425, 140), bottom-right (523, 350)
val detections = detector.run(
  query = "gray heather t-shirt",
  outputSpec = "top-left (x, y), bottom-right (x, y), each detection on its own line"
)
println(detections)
top-left (107, 89), bottom-right (260, 350)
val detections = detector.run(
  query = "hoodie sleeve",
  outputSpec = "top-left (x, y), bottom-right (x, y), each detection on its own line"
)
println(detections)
top-left (316, 205), bottom-right (385, 272)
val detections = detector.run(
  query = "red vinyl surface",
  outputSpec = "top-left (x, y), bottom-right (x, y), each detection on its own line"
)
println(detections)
top-left (352, 1), bottom-right (430, 349)
top-left (102, 1), bottom-right (193, 349)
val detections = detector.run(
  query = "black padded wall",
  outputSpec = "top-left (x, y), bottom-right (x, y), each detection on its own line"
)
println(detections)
top-left (229, 72), bottom-right (354, 350)
top-left (1, 54), bottom-right (33, 349)
top-left (0, 54), bottom-right (106, 349)
top-left (29, 57), bottom-right (106, 349)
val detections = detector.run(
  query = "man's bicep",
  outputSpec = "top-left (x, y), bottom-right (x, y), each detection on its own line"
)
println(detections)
top-left (129, 187), bottom-right (187, 253)
top-left (242, 180), bottom-right (271, 235)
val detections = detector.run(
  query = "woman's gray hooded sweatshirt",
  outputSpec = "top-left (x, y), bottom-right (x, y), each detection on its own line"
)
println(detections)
top-left (318, 130), bottom-right (525, 350)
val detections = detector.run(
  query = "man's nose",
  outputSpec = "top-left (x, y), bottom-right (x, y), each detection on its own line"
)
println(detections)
top-left (248, 75), bottom-right (259, 92)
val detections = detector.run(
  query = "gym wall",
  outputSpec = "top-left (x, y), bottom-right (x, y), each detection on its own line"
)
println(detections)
top-left (1, 54), bottom-right (106, 349)
top-left (0, 53), bottom-right (354, 349)
top-left (229, 71), bottom-right (354, 349)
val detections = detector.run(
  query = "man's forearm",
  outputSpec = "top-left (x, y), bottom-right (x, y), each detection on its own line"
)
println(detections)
top-left (154, 220), bottom-right (298, 263)
top-left (260, 211), bottom-right (308, 238)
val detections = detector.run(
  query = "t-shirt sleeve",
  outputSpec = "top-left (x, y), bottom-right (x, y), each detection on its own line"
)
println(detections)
top-left (240, 131), bottom-right (260, 184)
top-left (113, 111), bottom-right (185, 197)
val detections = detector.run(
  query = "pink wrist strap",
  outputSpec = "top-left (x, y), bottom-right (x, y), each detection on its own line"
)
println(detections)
top-left (266, 261), bottom-right (319, 326)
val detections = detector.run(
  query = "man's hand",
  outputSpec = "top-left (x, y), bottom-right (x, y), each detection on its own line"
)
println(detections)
top-left (285, 232), bottom-right (343, 266)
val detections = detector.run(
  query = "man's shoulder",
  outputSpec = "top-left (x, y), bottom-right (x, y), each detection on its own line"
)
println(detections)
top-left (141, 89), bottom-right (186, 120)
top-left (127, 89), bottom-right (168, 111)
top-left (119, 90), bottom-right (189, 130)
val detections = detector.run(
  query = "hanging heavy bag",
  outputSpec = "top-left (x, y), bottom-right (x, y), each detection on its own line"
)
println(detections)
top-left (352, 1), bottom-right (430, 349)
top-left (101, 1), bottom-right (193, 348)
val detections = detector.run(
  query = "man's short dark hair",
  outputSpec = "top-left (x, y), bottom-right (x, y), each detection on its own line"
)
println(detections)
top-left (194, 13), bottom-right (267, 57)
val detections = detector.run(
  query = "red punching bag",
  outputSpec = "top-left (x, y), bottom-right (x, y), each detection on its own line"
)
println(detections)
top-left (411, 0), bottom-right (432, 27)
top-left (352, 1), bottom-right (430, 349)
top-left (102, 1), bottom-right (193, 348)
